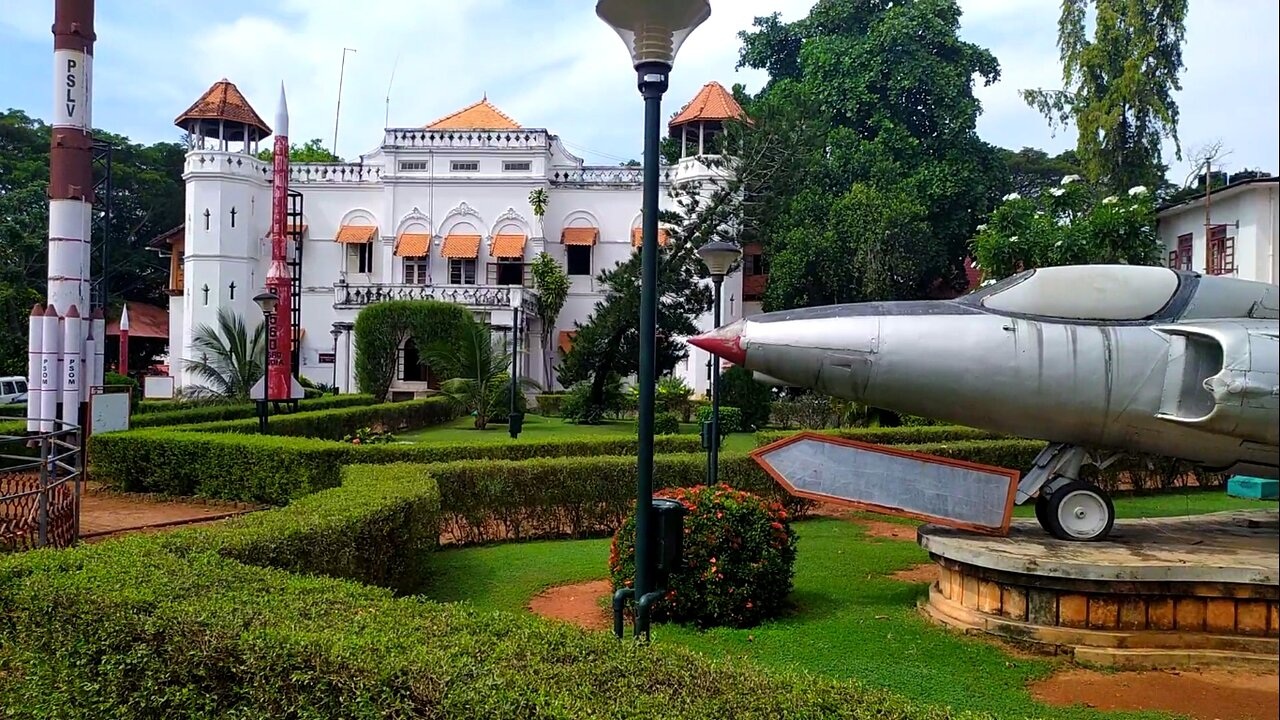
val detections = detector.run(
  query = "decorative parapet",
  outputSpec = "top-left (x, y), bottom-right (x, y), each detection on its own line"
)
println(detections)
top-left (291, 163), bottom-right (382, 185)
top-left (183, 151), bottom-right (271, 181)
top-left (383, 128), bottom-right (550, 150)
top-left (334, 282), bottom-right (538, 314)
top-left (549, 165), bottom-right (672, 187)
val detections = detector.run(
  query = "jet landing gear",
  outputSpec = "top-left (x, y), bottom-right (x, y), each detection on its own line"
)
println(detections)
top-left (1018, 443), bottom-right (1120, 542)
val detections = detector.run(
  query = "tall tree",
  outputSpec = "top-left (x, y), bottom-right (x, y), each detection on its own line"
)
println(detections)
top-left (0, 109), bottom-right (182, 375)
top-left (529, 251), bottom-right (569, 389)
top-left (1022, 0), bottom-right (1188, 193)
top-left (1000, 147), bottom-right (1083, 197)
top-left (737, 0), bottom-right (1008, 309)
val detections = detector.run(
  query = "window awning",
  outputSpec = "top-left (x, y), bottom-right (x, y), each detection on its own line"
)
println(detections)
top-left (336, 225), bottom-right (377, 244)
top-left (394, 232), bottom-right (432, 257)
top-left (558, 330), bottom-right (577, 353)
top-left (491, 233), bottom-right (527, 259)
top-left (631, 227), bottom-right (671, 247)
top-left (441, 234), bottom-right (481, 259)
top-left (561, 227), bottom-right (599, 246)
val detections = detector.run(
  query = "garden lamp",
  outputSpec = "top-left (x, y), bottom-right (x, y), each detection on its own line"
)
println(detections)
top-left (597, 0), bottom-right (710, 642)
top-left (330, 325), bottom-right (343, 394)
top-left (696, 240), bottom-right (741, 489)
top-left (253, 291), bottom-right (278, 432)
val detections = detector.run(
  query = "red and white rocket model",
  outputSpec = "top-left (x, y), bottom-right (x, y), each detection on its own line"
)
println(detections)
top-left (263, 83), bottom-right (303, 403)
top-left (29, 0), bottom-right (97, 433)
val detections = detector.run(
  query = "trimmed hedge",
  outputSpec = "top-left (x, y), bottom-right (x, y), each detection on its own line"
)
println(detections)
top-left (534, 392), bottom-right (567, 416)
top-left (0, 541), bottom-right (984, 719)
top-left (131, 393), bottom-right (378, 429)
top-left (174, 396), bottom-right (458, 439)
top-left (755, 425), bottom-right (1007, 447)
top-left (0, 404), bottom-right (27, 418)
top-left (158, 463), bottom-right (440, 591)
top-left (90, 430), bottom-right (704, 503)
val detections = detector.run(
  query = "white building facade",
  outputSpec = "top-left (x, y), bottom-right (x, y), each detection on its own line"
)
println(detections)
top-left (1157, 177), bottom-right (1278, 284)
top-left (158, 80), bottom-right (763, 398)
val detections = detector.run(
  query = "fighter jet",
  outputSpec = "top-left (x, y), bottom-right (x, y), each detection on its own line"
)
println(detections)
top-left (690, 264), bottom-right (1279, 541)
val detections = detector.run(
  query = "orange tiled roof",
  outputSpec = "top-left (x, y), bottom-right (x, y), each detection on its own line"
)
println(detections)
top-left (631, 227), bottom-right (671, 247)
top-left (669, 81), bottom-right (748, 128)
top-left (174, 79), bottom-right (271, 136)
top-left (561, 227), bottom-right (598, 246)
top-left (558, 330), bottom-right (576, 353)
top-left (336, 225), bottom-right (378, 244)
top-left (425, 97), bottom-right (521, 130)
top-left (395, 233), bottom-right (432, 257)
top-left (491, 233), bottom-right (526, 259)
top-left (105, 301), bottom-right (168, 339)
top-left (441, 234), bottom-right (481, 259)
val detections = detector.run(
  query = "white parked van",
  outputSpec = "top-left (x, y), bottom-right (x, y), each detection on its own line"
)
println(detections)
top-left (1, 376), bottom-right (29, 405)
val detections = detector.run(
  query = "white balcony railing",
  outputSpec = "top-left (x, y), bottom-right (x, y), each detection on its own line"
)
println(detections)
top-left (334, 282), bottom-right (538, 313)
top-left (382, 128), bottom-right (550, 150)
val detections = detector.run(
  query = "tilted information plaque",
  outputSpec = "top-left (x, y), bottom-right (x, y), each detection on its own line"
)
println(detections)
top-left (751, 432), bottom-right (1020, 535)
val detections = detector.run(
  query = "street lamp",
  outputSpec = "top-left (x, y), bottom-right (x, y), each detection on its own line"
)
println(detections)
top-left (697, 240), bottom-right (741, 488)
top-left (598, 0), bottom-right (710, 642)
top-left (329, 325), bottom-right (343, 394)
top-left (253, 291), bottom-right (279, 433)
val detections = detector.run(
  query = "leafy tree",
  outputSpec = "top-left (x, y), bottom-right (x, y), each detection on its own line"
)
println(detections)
top-left (1022, 0), bottom-right (1188, 193)
top-left (256, 138), bottom-right (341, 163)
top-left (182, 308), bottom-right (265, 400)
top-left (353, 300), bottom-right (469, 402)
top-left (1000, 147), bottom-right (1083, 198)
top-left (972, 179), bottom-right (1161, 282)
top-left (423, 314), bottom-right (529, 430)
top-left (719, 365), bottom-right (773, 431)
top-left (529, 252), bottom-right (569, 388)
top-left (736, 0), bottom-right (1007, 309)
top-left (0, 109), bottom-right (183, 375)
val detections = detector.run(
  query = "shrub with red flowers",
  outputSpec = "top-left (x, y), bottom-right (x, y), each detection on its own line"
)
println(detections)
top-left (609, 484), bottom-right (797, 628)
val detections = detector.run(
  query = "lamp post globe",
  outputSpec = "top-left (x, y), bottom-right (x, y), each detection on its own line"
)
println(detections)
top-left (253, 291), bottom-right (279, 317)
top-left (598, 0), bottom-right (710, 642)
top-left (696, 240), bottom-right (740, 493)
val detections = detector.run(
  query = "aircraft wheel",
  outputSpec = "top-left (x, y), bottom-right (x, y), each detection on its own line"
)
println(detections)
top-left (1045, 481), bottom-right (1115, 542)
top-left (1034, 492), bottom-right (1054, 534)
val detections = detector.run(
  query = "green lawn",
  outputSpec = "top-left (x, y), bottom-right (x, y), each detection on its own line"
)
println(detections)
top-left (399, 412), bottom-right (759, 452)
top-left (417, 491), bottom-right (1275, 719)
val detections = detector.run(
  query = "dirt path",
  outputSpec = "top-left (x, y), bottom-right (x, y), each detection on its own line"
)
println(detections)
top-left (79, 485), bottom-right (256, 540)
top-left (527, 580), bottom-right (612, 631)
top-left (1031, 668), bottom-right (1279, 720)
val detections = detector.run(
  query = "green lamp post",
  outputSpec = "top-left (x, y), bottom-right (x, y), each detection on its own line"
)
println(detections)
top-left (696, 240), bottom-right (741, 486)
top-left (597, 0), bottom-right (711, 641)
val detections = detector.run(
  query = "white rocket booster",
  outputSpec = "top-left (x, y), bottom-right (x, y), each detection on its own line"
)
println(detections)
top-left (26, 304), bottom-right (43, 432)
top-left (61, 305), bottom-right (82, 426)
top-left (39, 305), bottom-right (61, 433)
top-left (83, 316), bottom-right (97, 404)
top-left (91, 306), bottom-right (105, 389)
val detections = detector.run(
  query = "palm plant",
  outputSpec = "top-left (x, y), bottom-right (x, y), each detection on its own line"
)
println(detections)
top-left (424, 315), bottom-right (537, 429)
top-left (183, 307), bottom-right (266, 401)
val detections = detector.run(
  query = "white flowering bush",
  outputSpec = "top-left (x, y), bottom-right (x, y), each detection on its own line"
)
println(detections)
top-left (972, 180), bottom-right (1161, 282)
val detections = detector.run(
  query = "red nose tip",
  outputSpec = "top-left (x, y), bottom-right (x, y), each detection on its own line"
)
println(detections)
top-left (688, 323), bottom-right (747, 366)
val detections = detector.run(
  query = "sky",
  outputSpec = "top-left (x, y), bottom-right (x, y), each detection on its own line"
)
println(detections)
top-left (1, 0), bottom-right (1276, 185)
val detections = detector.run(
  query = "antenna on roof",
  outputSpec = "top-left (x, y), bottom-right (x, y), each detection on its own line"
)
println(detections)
top-left (333, 47), bottom-right (357, 155)
top-left (385, 54), bottom-right (400, 129)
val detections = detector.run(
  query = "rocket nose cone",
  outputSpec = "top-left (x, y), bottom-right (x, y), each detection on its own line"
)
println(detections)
top-left (275, 83), bottom-right (289, 136)
top-left (688, 319), bottom-right (747, 366)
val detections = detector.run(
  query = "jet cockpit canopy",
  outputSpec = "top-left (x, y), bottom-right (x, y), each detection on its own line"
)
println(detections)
top-left (964, 265), bottom-right (1183, 322)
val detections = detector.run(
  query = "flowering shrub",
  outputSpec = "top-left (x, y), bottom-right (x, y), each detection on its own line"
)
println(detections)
top-left (972, 176), bottom-right (1162, 283)
top-left (340, 426), bottom-right (396, 445)
top-left (609, 484), bottom-right (798, 628)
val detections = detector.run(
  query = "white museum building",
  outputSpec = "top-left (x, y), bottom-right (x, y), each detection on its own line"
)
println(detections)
top-left (153, 79), bottom-right (767, 398)
top-left (1158, 175), bottom-right (1278, 284)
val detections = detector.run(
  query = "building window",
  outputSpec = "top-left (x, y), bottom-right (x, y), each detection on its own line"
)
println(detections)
top-left (503, 161), bottom-right (531, 172)
top-left (744, 252), bottom-right (768, 276)
top-left (1206, 225), bottom-right (1235, 275)
top-left (404, 256), bottom-right (429, 284)
top-left (495, 260), bottom-right (524, 286)
top-left (449, 258), bottom-right (477, 285)
top-left (566, 244), bottom-right (592, 276)
top-left (1169, 233), bottom-right (1193, 271)
top-left (349, 242), bottom-right (374, 274)
top-left (450, 161), bottom-right (479, 172)
top-left (398, 160), bottom-right (429, 172)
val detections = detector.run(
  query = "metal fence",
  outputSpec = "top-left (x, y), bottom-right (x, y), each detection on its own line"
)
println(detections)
top-left (0, 420), bottom-right (83, 551)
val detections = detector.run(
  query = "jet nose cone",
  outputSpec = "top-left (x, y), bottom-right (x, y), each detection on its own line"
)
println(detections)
top-left (688, 319), bottom-right (747, 366)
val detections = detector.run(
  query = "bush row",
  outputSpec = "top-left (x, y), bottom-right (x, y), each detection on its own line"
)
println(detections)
top-left (157, 463), bottom-right (440, 591)
top-left (0, 404), bottom-right (27, 418)
top-left (131, 393), bottom-right (378, 428)
top-left (754, 425), bottom-right (1008, 447)
top-left (89, 430), bottom-right (704, 504)
top-left (0, 539), bottom-right (982, 720)
top-left (173, 396), bottom-right (458, 439)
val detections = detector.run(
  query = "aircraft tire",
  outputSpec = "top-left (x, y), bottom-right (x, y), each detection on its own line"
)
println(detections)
top-left (1045, 481), bottom-right (1115, 542)
top-left (1034, 492), bottom-right (1054, 534)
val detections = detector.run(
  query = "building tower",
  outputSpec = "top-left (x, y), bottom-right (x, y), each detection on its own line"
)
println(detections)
top-left (173, 79), bottom-right (273, 389)
top-left (668, 81), bottom-right (746, 186)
